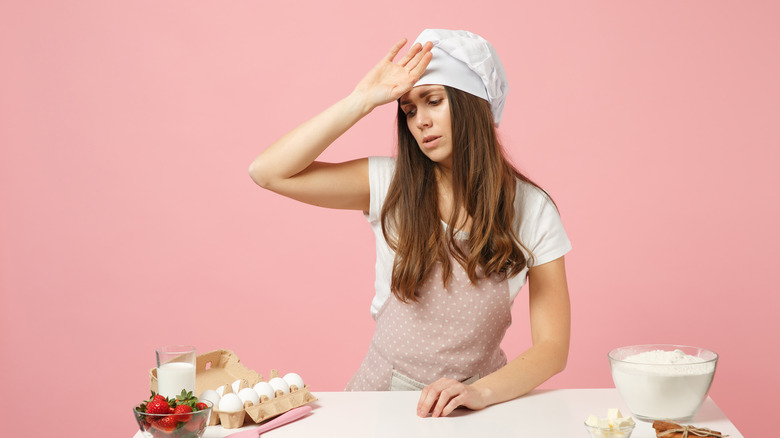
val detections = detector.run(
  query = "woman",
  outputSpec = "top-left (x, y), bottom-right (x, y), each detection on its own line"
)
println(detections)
top-left (249, 29), bottom-right (571, 418)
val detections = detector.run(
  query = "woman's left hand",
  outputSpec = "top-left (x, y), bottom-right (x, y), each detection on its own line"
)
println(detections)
top-left (416, 378), bottom-right (489, 417)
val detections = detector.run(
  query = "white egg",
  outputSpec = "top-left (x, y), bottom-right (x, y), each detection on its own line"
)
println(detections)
top-left (253, 382), bottom-right (275, 401)
top-left (231, 379), bottom-right (243, 393)
top-left (216, 385), bottom-right (226, 397)
top-left (218, 393), bottom-right (244, 412)
top-left (238, 388), bottom-right (260, 406)
top-left (199, 389), bottom-right (221, 407)
top-left (269, 377), bottom-right (290, 395)
top-left (283, 373), bottom-right (305, 390)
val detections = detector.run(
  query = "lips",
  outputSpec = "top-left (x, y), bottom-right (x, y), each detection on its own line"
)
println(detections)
top-left (422, 135), bottom-right (441, 148)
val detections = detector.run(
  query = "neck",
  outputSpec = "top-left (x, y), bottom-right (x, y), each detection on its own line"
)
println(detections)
top-left (435, 164), bottom-right (453, 189)
top-left (435, 165), bottom-right (472, 232)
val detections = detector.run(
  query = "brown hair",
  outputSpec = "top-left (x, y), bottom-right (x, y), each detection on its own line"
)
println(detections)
top-left (381, 86), bottom-right (543, 303)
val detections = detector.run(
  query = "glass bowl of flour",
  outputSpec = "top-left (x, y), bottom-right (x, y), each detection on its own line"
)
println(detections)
top-left (608, 344), bottom-right (718, 422)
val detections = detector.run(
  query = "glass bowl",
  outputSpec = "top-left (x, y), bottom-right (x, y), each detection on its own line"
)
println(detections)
top-left (133, 400), bottom-right (212, 438)
top-left (584, 421), bottom-right (635, 438)
top-left (608, 344), bottom-right (717, 422)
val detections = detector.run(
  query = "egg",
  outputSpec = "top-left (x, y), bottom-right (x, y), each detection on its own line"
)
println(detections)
top-left (231, 379), bottom-right (243, 393)
top-left (238, 388), bottom-right (260, 406)
top-left (283, 373), bottom-right (305, 391)
top-left (253, 382), bottom-right (275, 401)
top-left (269, 377), bottom-right (290, 395)
top-left (218, 393), bottom-right (244, 412)
top-left (199, 389), bottom-right (221, 407)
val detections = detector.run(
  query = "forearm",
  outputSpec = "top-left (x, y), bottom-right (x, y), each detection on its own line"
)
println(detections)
top-left (472, 339), bottom-right (569, 407)
top-left (248, 91), bottom-right (373, 188)
top-left (470, 257), bottom-right (572, 407)
top-left (416, 338), bottom-right (569, 418)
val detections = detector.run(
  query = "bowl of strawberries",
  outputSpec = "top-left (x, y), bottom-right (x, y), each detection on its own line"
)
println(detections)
top-left (134, 390), bottom-right (213, 438)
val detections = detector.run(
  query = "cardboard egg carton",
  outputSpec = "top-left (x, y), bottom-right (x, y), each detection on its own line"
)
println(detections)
top-left (215, 371), bottom-right (317, 428)
top-left (149, 349), bottom-right (316, 429)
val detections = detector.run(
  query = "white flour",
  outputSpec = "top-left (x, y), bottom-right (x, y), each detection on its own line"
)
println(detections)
top-left (611, 349), bottom-right (716, 421)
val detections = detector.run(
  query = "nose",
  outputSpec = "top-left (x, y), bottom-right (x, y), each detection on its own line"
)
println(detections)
top-left (414, 108), bottom-right (432, 130)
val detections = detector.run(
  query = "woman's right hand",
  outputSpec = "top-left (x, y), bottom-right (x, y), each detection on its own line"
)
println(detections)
top-left (249, 38), bottom-right (432, 212)
top-left (352, 39), bottom-right (434, 112)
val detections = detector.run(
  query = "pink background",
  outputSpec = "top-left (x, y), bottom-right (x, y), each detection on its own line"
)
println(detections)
top-left (1, 1), bottom-right (777, 436)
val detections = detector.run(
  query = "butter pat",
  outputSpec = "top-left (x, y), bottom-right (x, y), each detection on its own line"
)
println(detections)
top-left (584, 409), bottom-right (635, 438)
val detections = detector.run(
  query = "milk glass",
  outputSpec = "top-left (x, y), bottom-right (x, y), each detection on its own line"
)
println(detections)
top-left (156, 345), bottom-right (196, 398)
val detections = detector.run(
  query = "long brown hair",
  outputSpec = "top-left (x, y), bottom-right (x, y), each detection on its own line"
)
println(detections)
top-left (381, 86), bottom-right (543, 303)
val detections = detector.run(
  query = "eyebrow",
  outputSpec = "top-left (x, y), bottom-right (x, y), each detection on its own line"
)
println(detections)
top-left (399, 88), bottom-right (438, 106)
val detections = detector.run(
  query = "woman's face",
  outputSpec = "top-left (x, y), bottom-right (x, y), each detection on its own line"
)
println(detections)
top-left (399, 85), bottom-right (453, 168)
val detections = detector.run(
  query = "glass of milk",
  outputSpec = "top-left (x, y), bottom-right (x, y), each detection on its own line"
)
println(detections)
top-left (156, 345), bottom-right (196, 398)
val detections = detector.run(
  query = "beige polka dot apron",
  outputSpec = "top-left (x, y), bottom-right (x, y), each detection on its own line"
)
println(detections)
top-left (346, 253), bottom-right (513, 391)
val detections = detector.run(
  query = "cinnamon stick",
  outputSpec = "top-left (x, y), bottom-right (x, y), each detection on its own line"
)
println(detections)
top-left (652, 420), bottom-right (726, 438)
top-left (653, 421), bottom-right (681, 433)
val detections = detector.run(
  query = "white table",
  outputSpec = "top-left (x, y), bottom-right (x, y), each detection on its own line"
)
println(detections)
top-left (133, 389), bottom-right (744, 437)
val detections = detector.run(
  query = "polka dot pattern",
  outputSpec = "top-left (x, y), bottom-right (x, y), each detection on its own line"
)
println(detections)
top-left (346, 253), bottom-right (512, 391)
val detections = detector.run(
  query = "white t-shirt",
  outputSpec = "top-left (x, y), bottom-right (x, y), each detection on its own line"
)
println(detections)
top-left (364, 156), bottom-right (572, 318)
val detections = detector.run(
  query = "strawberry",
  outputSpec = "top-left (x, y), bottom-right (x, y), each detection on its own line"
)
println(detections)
top-left (173, 404), bottom-right (193, 422)
top-left (152, 415), bottom-right (179, 434)
top-left (137, 413), bottom-right (153, 430)
top-left (184, 415), bottom-right (206, 432)
top-left (195, 402), bottom-right (208, 411)
top-left (175, 389), bottom-right (198, 407)
top-left (146, 399), bottom-right (172, 416)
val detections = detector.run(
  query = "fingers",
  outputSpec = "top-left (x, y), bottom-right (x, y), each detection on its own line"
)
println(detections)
top-left (417, 378), bottom-right (465, 417)
top-left (405, 41), bottom-right (433, 78)
top-left (396, 41), bottom-right (421, 65)
top-left (357, 38), bottom-right (433, 108)
top-left (440, 395), bottom-right (464, 417)
top-left (417, 383), bottom-right (435, 416)
top-left (417, 382), bottom-right (435, 417)
top-left (432, 386), bottom-right (463, 417)
top-left (389, 39), bottom-right (433, 69)
top-left (408, 50), bottom-right (433, 77)
top-left (384, 38), bottom-right (408, 62)
top-left (403, 41), bottom-right (432, 68)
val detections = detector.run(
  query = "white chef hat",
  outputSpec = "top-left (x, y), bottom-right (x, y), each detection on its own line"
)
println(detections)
top-left (413, 29), bottom-right (508, 125)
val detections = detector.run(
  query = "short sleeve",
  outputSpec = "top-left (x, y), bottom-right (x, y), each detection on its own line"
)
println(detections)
top-left (364, 157), bottom-right (398, 317)
top-left (365, 156), bottom-right (397, 224)
top-left (516, 182), bottom-right (572, 267)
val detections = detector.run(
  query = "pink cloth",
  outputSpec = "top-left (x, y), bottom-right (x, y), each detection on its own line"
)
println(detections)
top-left (346, 251), bottom-right (512, 391)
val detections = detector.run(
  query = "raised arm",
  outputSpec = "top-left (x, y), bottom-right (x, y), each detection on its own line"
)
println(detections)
top-left (417, 256), bottom-right (571, 417)
top-left (248, 39), bottom-right (433, 211)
